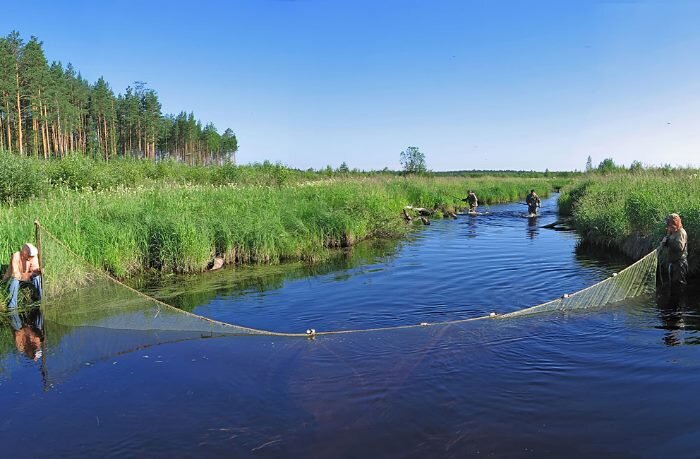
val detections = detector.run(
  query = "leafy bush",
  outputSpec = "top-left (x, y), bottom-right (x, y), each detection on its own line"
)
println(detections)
top-left (0, 154), bottom-right (48, 204)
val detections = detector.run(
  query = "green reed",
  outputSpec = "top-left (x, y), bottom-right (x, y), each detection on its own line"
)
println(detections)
top-left (0, 175), bottom-right (559, 296)
top-left (559, 171), bottom-right (700, 259)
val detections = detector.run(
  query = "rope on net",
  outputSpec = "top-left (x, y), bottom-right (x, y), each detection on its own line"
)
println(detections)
top-left (38, 224), bottom-right (659, 338)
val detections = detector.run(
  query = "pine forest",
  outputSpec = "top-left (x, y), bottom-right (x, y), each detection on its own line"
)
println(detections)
top-left (0, 31), bottom-right (238, 164)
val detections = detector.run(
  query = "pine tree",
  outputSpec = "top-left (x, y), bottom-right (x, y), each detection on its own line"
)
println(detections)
top-left (222, 128), bottom-right (238, 164)
top-left (5, 32), bottom-right (24, 155)
top-left (90, 77), bottom-right (116, 160)
top-left (141, 88), bottom-right (161, 160)
top-left (0, 36), bottom-right (15, 152)
top-left (20, 36), bottom-right (50, 158)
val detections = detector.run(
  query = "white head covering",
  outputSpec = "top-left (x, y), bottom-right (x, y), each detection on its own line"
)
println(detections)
top-left (22, 243), bottom-right (38, 257)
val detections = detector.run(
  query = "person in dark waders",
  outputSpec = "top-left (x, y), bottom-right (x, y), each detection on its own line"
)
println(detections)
top-left (525, 189), bottom-right (540, 216)
top-left (656, 213), bottom-right (689, 345)
top-left (464, 190), bottom-right (478, 214)
top-left (656, 213), bottom-right (688, 297)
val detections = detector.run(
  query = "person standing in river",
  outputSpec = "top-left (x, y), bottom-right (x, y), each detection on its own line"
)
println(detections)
top-left (2, 243), bottom-right (43, 310)
top-left (657, 213), bottom-right (688, 294)
top-left (525, 189), bottom-right (540, 215)
top-left (464, 190), bottom-right (478, 213)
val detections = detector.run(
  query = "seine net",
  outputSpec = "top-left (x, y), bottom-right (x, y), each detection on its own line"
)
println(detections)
top-left (40, 226), bottom-right (285, 337)
top-left (39, 225), bottom-right (659, 337)
top-left (28, 225), bottom-right (661, 387)
top-left (500, 249), bottom-right (658, 318)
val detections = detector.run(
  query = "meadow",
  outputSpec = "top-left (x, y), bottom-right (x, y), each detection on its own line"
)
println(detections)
top-left (0, 156), bottom-right (561, 296)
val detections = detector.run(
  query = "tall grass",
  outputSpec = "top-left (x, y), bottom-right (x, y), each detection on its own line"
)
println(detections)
top-left (0, 175), bottom-right (559, 295)
top-left (559, 171), bottom-right (700, 265)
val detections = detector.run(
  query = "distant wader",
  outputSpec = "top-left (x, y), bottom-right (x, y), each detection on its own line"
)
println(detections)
top-left (467, 194), bottom-right (478, 213)
top-left (526, 193), bottom-right (540, 215)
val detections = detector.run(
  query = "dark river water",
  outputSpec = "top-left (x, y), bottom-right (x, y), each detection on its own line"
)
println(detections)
top-left (2, 195), bottom-right (700, 458)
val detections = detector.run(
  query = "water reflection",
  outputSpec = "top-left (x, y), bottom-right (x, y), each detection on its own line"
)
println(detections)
top-left (574, 240), bottom-right (631, 271)
top-left (463, 213), bottom-right (479, 238)
top-left (131, 237), bottom-right (404, 312)
top-left (526, 216), bottom-right (539, 239)
top-left (655, 285), bottom-right (700, 346)
top-left (0, 305), bottom-right (51, 390)
top-left (1, 305), bottom-right (44, 362)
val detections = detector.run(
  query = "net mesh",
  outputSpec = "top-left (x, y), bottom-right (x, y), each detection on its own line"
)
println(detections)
top-left (41, 229), bottom-right (282, 337)
top-left (500, 249), bottom-right (658, 318)
top-left (39, 225), bottom-right (659, 338)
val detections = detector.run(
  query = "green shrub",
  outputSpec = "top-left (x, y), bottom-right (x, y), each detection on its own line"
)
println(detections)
top-left (0, 154), bottom-right (48, 204)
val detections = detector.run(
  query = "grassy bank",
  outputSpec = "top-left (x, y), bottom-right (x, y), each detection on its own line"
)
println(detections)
top-left (559, 171), bottom-right (700, 268)
top-left (0, 175), bottom-right (559, 296)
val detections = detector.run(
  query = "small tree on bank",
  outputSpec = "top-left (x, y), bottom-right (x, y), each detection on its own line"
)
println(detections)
top-left (400, 146), bottom-right (427, 174)
top-left (597, 158), bottom-right (618, 174)
top-left (629, 160), bottom-right (643, 173)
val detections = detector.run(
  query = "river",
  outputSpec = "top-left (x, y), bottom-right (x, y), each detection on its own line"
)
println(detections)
top-left (1, 194), bottom-right (699, 458)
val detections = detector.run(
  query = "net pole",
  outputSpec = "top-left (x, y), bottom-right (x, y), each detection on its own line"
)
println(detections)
top-left (34, 220), bottom-right (42, 286)
top-left (34, 220), bottom-right (45, 302)
top-left (35, 220), bottom-right (51, 390)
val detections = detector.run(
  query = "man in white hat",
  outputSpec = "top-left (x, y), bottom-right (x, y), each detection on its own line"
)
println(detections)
top-left (3, 243), bottom-right (42, 309)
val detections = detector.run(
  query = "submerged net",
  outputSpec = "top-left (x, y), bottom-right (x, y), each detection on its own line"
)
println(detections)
top-left (40, 228), bottom-right (287, 337)
top-left (500, 249), bottom-right (658, 318)
top-left (38, 224), bottom-right (659, 338)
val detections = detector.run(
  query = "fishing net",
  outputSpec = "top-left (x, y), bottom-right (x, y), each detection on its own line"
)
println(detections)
top-left (41, 320), bottom-right (223, 387)
top-left (38, 224), bottom-right (659, 338)
top-left (40, 227), bottom-right (281, 337)
top-left (500, 249), bottom-right (658, 318)
top-left (1, 223), bottom-right (658, 388)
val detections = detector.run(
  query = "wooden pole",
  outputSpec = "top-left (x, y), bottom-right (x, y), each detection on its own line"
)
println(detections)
top-left (34, 220), bottom-right (50, 388)
top-left (34, 220), bottom-right (42, 271)
top-left (34, 220), bottom-right (43, 298)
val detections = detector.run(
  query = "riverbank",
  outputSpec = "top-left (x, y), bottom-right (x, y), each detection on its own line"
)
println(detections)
top-left (559, 171), bottom-right (699, 271)
top-left (1, 175), bottom-right (560, 296)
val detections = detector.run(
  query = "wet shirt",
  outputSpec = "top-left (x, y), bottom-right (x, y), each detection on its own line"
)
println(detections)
top-left (665, 228), bottom-right (688, 263)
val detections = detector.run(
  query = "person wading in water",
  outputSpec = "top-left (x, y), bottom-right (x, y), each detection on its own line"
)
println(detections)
top-left (464, 190), bottom-right (478, 214)
top-left (2, 243), bottom-right (43, 310)
top-left (657, 213), bottom-right (688, 295)
top-left (525, 189), bottom-right (541, 216)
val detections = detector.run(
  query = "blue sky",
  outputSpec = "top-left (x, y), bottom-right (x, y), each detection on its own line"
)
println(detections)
top-left (2, 0), bottom-right (699, 171)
